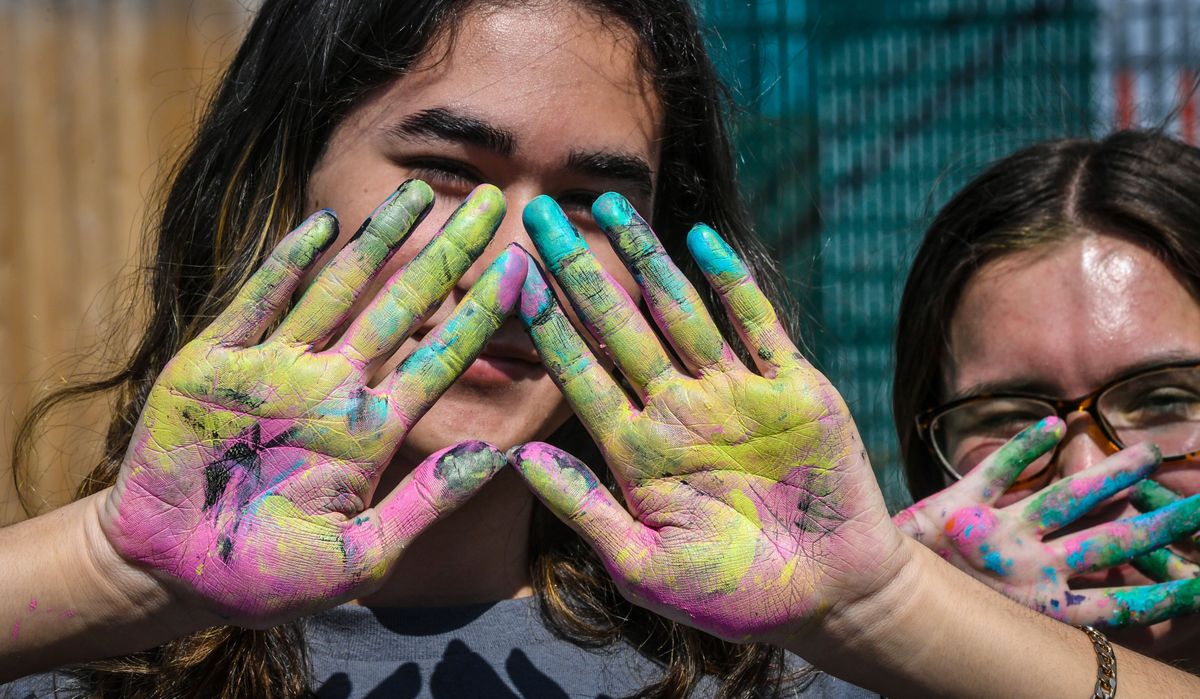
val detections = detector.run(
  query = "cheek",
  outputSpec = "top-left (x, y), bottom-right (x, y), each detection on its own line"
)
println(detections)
top-left (1154, 459), bottom-right (1200, 497)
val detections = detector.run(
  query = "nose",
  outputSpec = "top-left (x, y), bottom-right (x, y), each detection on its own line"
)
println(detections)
top-left (1053, 410), bottom-right (1117, 478)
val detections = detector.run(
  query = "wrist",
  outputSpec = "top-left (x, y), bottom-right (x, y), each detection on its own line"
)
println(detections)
top-left (790, 535), bottom-right (933, 679)
top-left (0, 492), bottom-right (217, 680)
top-left (788, 540), bottom-right (1108, 698)
top-left (80, 490), bottom-right (216, 638)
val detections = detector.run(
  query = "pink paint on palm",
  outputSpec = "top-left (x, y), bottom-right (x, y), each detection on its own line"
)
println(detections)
top-left (944, 507), bottom-right (998, 546)
top-left (98, 186), bottom-right (524, 625)
top-left (514, 195), bottom-right (910, 644)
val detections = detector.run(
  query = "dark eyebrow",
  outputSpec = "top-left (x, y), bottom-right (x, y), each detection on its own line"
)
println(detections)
top-left (565, 150), bottom-right (654, 200)
top-left (946, 351), bottom-right (1200, 403)
top-left (945, 379), bottom-right (1058, 403)
top-left (388, 107), bottom-right (515, 156)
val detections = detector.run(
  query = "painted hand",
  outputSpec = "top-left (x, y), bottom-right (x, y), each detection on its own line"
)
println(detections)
top-left (508, 194), bottom-right (906, 644)
top-left (1129, 480), bottom-right (1200, 581)
top-left (894, 420), bottom-right (1200, 627)
top-left (100, 181), bottom-right (527, 625)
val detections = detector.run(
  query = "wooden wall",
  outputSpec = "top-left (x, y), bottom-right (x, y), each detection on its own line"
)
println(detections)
top-left (0, 1), bottom-right (254, 524)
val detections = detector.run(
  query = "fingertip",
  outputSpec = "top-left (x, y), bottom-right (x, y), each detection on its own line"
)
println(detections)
top-left (518, 260), bottom-right (554, 324)
top-left (506, 441), bottom-right (542, 467)
top-left (507, 442), bottom-right (601, 494)
top-left (687, 223), bottom-right (741, 276)
top-left (504, 443), bottom-right (527, 464)
top-left (284, 210), bottom-right (339, 263)
top-left (591, 192), bottom-right (635, 229)
top-left (1019, 417), bottom-right (1065, 449)
top-left (431, 440), bottom-right (507, 493)
top-left (521, 195), bottom-right (566, 231)
top-left (466, 183), bottom-right (506, 216)
top-left (490, 244), bottom-right (529, 311)
top-left (499, 242), bottom-right (529, 273)
top-left (308, 209), bottom-right (341, 251)
top-left (1036, 415), bottom-right (1067, 439)
top-left (403, 177), bottom-right (434, 200)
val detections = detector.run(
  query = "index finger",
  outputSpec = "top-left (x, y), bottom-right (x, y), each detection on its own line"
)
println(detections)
top-left (518, 260), bottom-right (638, 444)
top-left (523, 196), bottom-right (680, 395)
top-left (958, 417), bottom-right (1065, 505)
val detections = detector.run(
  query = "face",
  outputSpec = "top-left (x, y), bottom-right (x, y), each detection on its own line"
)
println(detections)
top-left (304, 3), bottom-right (661, 463)
top-left (945, 233), bottom-right (1200, 655)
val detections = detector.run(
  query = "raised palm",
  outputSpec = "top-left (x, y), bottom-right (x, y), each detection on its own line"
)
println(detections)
top-left (510, 194), bottom-right (903, 642)
top-left (101, 182), bottom-right (525, 624)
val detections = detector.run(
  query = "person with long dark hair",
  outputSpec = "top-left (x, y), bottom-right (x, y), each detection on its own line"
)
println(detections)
top-left (0, 1), bottom-right (862, 695)
top-left (894, 130), bottom-right (1200, 672)
top-left (4, 1), bottom-right (1200, 696)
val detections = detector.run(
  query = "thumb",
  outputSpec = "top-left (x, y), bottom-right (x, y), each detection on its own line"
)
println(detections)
top-left (367, 441), bottom-right (506, 559)
top-left (507, 442), bottom-right (648, 574)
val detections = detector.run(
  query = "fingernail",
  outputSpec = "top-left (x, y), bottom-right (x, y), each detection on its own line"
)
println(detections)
top-left (307, 210), bottom-right (340, 252)
top-left (591, 192), bottom-right (635, 229)
top-left (688, 224), bottom-right (742, 276)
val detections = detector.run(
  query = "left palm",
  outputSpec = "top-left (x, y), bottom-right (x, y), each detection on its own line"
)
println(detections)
top-left (511, 194), bottom-right (904, 642)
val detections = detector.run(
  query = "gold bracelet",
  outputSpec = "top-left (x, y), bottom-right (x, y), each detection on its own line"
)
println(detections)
top-left (1080, 625), bottom-right (1117, 699)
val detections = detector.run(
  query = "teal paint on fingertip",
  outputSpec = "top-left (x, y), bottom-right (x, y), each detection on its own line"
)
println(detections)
top-left (522, 195), bottom-right (585, 268)
top-left (687, 223), bottom-right (743, 277)
top-left (521, 195), bottom-right (569, 233)
top-left (591, 191), bottom-right (636, 228)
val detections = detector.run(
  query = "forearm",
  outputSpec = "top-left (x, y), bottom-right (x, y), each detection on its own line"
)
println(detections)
top-left (0, 491), bottom-right (207, 682)
top-left (794, 539), bottom-right (1198, 697)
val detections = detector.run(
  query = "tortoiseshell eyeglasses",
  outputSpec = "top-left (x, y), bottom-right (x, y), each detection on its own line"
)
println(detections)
top-left (917, 361), bottom-right (1200, 484)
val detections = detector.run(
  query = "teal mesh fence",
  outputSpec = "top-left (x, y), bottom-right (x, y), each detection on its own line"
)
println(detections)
top-left (700, 0), bottom-right (1098, 508)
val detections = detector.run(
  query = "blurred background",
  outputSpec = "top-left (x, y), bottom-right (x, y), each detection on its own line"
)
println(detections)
top-left (1, 0), bottom-right (1196, 523)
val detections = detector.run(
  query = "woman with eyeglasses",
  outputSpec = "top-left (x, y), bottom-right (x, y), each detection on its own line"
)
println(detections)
top-left (893, 130), bottom-right (1200, 671)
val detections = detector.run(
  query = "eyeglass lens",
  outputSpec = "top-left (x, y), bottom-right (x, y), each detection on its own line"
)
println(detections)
top-left (932, 398), bottom-right (1057, 479)
top-left (931, 366), bottom-right (1200, 479)
top-left (1099, 366), bottom-right (1200, 460)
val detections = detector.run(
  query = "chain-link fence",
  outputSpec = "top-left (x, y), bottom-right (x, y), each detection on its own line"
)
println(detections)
top-left (702, 0), bottom-right (1197, 508)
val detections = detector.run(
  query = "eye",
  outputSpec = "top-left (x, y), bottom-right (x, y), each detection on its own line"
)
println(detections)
top-left (1111, 387), bottom-right (1200, 427)
top-left (405, 158), bottom-right (482, 197)
top-left (555, 190), bottom-right (603, 227)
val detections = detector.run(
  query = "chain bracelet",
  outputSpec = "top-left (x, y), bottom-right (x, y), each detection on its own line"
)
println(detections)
top-left (1080, 625), bottom-right (1117, 699)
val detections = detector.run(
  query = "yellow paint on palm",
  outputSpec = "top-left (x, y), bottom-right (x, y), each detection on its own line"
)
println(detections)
top-left (728, 489), bottom-right (762, 529)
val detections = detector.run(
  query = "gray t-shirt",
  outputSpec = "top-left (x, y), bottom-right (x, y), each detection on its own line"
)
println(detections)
top-left (3, 598), bottom-right (877, 698)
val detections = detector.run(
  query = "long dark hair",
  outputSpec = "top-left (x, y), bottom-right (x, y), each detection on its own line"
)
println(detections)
top-left (13, 0), bottom-right (798, 696)
top-left (894, 130), bottom-right (1200, 501)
